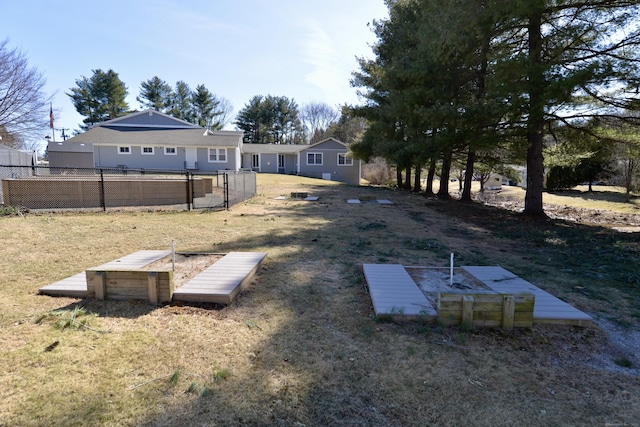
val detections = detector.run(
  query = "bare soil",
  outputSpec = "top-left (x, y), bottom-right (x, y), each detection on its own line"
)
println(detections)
top-left (478, 190), bottom-right (640, 230)
top-left (142, 254), bottom-right (223, 288)
top-left (407, 267), bottom-right (491, 306)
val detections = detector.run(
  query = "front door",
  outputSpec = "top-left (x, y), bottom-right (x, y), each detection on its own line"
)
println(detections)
top-left (278, 154), bottom-right (285, 173)
top-left (185, 147), bottom-right (197, 169)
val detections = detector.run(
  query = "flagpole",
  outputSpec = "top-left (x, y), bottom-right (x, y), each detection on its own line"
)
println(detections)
top-left (49, 103), bottom-right (55, 142)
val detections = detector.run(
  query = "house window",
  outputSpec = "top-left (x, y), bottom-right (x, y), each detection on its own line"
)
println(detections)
top-left (118, 146), bottom-right (131, 154)
top-left (338, 153), bottom-right (353, 166)
top-left (307, 152), bottom-right (322, 165)
top-left (164, 147), bottom-right (177, 155)
top-left (208, 148), bottom-right (227, 163)
top-left (141, 146), bottom-right (154, 155)
top-left (252, 154), bottom-right (260, 169)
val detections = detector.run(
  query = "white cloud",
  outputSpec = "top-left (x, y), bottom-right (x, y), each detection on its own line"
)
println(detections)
top-left (299, 20), bottom-right (353, 105)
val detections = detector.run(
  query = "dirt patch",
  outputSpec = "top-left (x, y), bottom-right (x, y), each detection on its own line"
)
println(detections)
top-left (142, 253), bottom-right (223, 288)
top-left (477, 191), bottom-right (640, 230)
top-left (406, 267), bottom-right (491, 306)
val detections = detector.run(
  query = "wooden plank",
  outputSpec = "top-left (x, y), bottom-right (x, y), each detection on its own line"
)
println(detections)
top-left (148, 272), bottom-right (158, 304)
top-left (461, 296), bottom-right (474, 329)
top-left (38, 272), bottom-right (89, 297)
top-left (363, 264), bottom-right (437, 318)
top-left (93, 271), bottom-right (106, 300)
top-left (502, 295), bottom-right (515, 330)
top-left (438, 291), bottom-right (534, 329)
top-left (93, 250), bottom-right (171, 270)
top-left (173, 252), bottom-right (267, 304)
top-left (159, 272), bottom-right (174, 303)
top-left (439, 293), bottom-right (532, 304)
top-left (463, 266), bottom-right (593, 326)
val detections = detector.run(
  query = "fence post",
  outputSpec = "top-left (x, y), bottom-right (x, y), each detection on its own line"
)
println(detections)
top-left (224, 172), bottom-right (229, 210)
top-left (186, 172), bottom-right (192, 211)
top-left (99, 169), bottom-right (106, 212)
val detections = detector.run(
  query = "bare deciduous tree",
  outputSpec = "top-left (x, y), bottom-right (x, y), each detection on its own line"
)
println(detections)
top-left (301, 102), bottom-right (339, 143)
top-left (0, 39), bottom-right (51, 149)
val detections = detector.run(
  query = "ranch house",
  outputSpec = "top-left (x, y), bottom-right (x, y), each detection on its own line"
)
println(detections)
top-left (48, 111), bottom-right (361, 185)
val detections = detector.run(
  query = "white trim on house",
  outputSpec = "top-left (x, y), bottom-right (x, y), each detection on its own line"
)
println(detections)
top-left (141, 146), bottom-right (154, 155)
top-left (251, 153), bottom-right (260, 171)
top-left (118, 146), bottom-right (131, 154)
top-left (164, 147), bottom-right (177, 155)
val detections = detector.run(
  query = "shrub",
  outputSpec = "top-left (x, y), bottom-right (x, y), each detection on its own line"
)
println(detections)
top-left (362, 157), bottom-right (395, 185)
top-left (546, 165), bottom-right (579, 192)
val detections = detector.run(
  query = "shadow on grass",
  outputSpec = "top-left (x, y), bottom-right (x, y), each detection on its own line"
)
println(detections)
top-left (549, 188), bottom-right (639, 204)
top-left (23, 183), bottom-right (640, 426)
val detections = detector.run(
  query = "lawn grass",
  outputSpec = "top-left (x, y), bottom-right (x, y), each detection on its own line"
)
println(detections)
top-left (1, 174), bottom-right (639, 426)
top-left (499, 184), bottom-right (640, 214)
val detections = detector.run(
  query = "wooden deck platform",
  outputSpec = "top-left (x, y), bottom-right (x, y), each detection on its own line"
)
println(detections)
top-left (173, 252), bottom-right (267, 304)
top-left (363, 264), bottom-right (593, 327)
top-left (39, 250), bottom-right (171, 297)
top-left (362, 264), bottom-right (437, 318)
top-left (462, 266), bottom-right (593, 326)
top-left (93, 250), bottom-right (172, 269)
top-left (38, 272), bottom-right (88, 298)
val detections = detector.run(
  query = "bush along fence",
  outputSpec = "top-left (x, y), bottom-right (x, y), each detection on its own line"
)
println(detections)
top-left (0, 165), bottom-right (256, 212)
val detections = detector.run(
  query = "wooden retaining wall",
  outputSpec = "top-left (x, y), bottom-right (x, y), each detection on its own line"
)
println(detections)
top-left (86, 269), bottom-right (174, 304)
top-left (438, 292), bottom-right (535, 329)
top-left (2, 177), bottom-right (213, 209)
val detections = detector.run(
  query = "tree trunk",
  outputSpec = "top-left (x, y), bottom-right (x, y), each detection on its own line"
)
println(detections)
top-left (437, 150), bottom-right (452, 199)
top-left (461, 150), bottom-right (475, 202)
top-left (523, 6), bottom-right (546, 216)
top-left (425, 158), bottom-right (436, 197)
top-left (396, 166), bottom-right (403, 188)
top-left (404, 166), bottom-right (412, 190)
top-left (413, 165), bottom-right (422, 192)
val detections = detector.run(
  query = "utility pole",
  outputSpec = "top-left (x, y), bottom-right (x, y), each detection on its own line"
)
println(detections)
top-left (56, 128), bottom-right (70, 141)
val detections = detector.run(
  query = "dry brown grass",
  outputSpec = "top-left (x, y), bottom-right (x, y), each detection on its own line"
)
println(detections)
top-left (497, 184), bottom-right (640, 214)
top-left (1, 174), bottom-right (639, 426)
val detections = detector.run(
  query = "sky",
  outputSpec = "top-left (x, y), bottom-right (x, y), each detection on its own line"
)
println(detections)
top-left (3, 0), bottom-right (388, 145)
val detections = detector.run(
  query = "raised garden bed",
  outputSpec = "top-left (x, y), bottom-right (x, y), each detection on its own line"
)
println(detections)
top-left (407, 267), bottom-right (534, 329)
top-left (86, 254), bottom-right (223, 304)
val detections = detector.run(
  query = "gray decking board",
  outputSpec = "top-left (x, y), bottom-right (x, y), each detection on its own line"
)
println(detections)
top-left (38, 272), bottom-right (89, 297)
top-left (173, 252), bottom-right (267, 304)
top-left (39, 250), bottom-right (171, 297)
top-left (462, 266), bottom-right (593, 326)
top-left (93, 250), bottom-right (171, 269)
top-left (363, 264), bottom-right (437, 318)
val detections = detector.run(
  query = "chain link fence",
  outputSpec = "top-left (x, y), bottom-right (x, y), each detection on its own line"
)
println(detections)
top-left (0, 165), bottom-right (256, 212)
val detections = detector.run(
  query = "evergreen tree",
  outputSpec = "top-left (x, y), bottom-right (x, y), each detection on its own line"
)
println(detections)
top-left (137, 76), bottom-right (172, 111)
top-left (168, 81), bottom-right (193, 123)
top-left (352, 0), bottom-right (640, 215)
top-left (235, 95), bottom-right (303, 144)
top-left (68, 69), bottom-right (129, 129)
top-left (191, 84), bottom-right (223, 130)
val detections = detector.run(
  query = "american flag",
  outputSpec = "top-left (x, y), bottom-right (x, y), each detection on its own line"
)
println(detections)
top-left (49, 103), bottom-right (54, 129)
